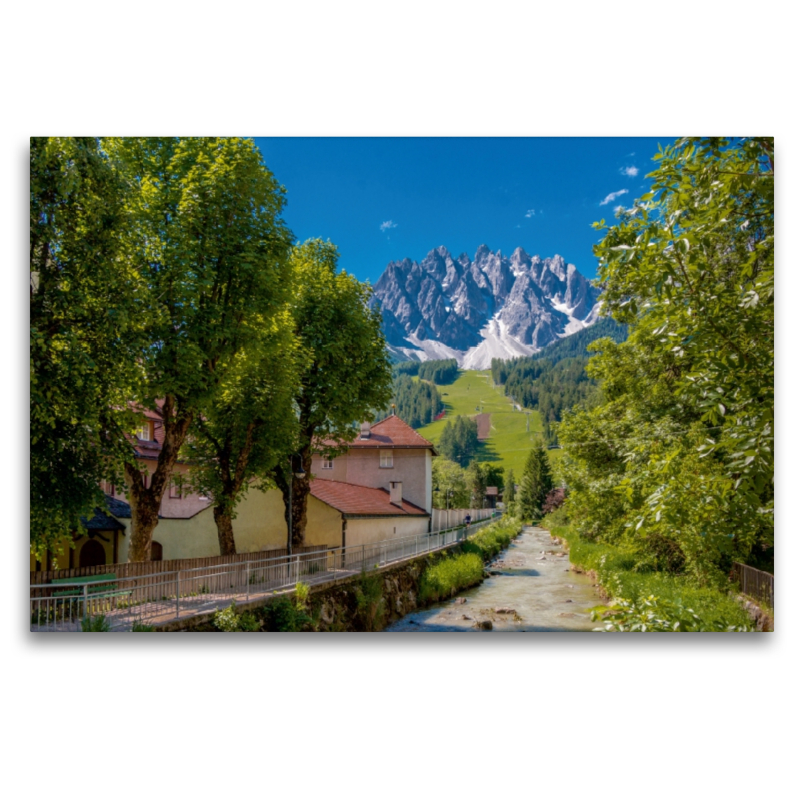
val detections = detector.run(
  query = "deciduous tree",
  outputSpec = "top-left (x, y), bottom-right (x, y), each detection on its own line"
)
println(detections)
top-left (30, 137), bottom-right (143, 560)
top-left (275, 239), bottom-right (393, 546)
top-left (106, 137), bottom-right (294, 561)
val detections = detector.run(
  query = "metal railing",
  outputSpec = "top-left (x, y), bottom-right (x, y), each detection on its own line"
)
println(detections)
top-left (730, 562), bottom-right (774, 609)
top-left (30, 514), bottom-right (500, 632)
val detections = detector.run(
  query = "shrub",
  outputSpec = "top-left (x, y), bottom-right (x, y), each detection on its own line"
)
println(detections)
top-left (262, 597), bottom-right (311, 632)
top-left (80, 614), bottom-right (110, 632)
top-left (213, 602), bottom-right (243, 632)
top-left (131, 622), bottom-right (155, 632)
top-left (355, 569), bottom-right (385, 631)
top-left (419, 553), bottom-right (484, 603)
top-left (592, 595), bottom-right (751, 632)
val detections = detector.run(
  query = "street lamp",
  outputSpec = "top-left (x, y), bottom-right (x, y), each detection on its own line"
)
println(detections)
top-left (287, 453), bottom-right (306, 559)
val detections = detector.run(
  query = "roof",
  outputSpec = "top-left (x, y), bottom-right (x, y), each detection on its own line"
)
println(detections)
top-left (104, 494), bottom-right (132, 518)
top-left (322, 415), bottom-right (437, 452)
top-left (81, 500), bottom-right (127, 531)
top-left (310, 479), bottom-right (429, 518)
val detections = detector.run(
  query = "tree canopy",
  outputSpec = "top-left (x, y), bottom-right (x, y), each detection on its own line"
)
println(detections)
top-left (30, 137), bottom-right (144, 559)
top-left (276, 239), bottom-right (393, 545)
top-left (558, 137), bottom-right (774, 580)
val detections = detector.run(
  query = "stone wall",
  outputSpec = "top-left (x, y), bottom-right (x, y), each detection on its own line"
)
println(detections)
top-left (155, 542), bottom-right (466, 632)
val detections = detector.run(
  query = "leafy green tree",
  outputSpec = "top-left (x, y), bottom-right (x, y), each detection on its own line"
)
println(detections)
top-left (431, 458), bottom-right (470, 509)
top-left (107, 137), bottom-right (294, 561)
top-left (30, 137), bottom-right (143, 560)
top-left (518, 442), bottom-right (554, 520)
top-left (274, 239), bottom-right (393, 546)
top-left (466, 461), bottom-right (488, 507)
top-left (559, 136), bottom-right (773, 581)
top-left (183, 311), bottom-right (299, 555)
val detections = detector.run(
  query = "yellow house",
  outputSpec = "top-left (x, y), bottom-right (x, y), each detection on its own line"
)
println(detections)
top-left (31, 414), bottom-right (437, 570)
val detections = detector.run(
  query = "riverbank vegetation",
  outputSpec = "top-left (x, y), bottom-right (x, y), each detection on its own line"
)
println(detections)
top-left (419, 516), bottom-right (521, 602)
top-left (543, 512), bottom-right (753, 630)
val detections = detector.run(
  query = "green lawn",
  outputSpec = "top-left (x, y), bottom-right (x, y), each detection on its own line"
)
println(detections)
top-left (416, 369), bottom-right (557, 478)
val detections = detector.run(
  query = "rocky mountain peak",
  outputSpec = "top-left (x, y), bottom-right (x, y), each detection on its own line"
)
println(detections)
top-left (373, 244), bottom-right (601, 368)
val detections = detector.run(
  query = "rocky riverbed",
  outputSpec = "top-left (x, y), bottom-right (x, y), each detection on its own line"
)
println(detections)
top-left (385, 525), bottom-right (603, 632)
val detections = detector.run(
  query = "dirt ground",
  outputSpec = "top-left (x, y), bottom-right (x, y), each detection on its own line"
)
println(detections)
top-left (473, 412), bottom-right (491, 440)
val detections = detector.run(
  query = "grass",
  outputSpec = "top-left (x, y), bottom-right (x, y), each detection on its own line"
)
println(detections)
top-left (419, 552), bottom-right (484, 603)
top-left (542, 516), bottom-right (754, 631)
top-left (418, 516), bottom-right (522, 604)
top-left (416, 369), bottom-right (554, 477)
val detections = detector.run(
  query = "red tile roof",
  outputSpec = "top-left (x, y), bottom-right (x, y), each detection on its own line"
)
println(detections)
top-left (310, 479), bottom-right (429, 518)
top-left (321, 415), bottom-right (436, 452)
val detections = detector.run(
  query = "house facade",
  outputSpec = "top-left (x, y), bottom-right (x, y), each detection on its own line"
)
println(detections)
top-left (32, 413), bottom-right (437, 570)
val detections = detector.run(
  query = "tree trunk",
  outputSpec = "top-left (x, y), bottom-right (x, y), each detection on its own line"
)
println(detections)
top-left (275, 449), bottom-right (312, 547)
top-left (126, 482), bottom-right (161, 562)
top-left (213, 506), bottom-right (237, 555)
top-left (126, 397), bottom-right (193, 561)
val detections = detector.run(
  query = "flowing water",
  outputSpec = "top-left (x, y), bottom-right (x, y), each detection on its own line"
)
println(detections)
top-left (385, 526), bottom-right (603, 632)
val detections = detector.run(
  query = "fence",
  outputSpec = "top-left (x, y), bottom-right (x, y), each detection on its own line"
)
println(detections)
top-left (431, 507), bottom-right (494, 532)
top-left (30, 544), bottom-right (326, 586)
top-left (30, 515), bottom-right (499, 632)
top-left (730, 562), bottom-right (774, 609)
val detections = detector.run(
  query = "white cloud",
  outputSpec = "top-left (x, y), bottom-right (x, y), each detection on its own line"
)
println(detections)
top-left (600, 188), bottom-right (629, 206)
top-left (620, 165), bottom-right (639, 177)
top-left (379, 220), bottom-right (397, 233)
top-left (525, 209), bottom-right (536, 218)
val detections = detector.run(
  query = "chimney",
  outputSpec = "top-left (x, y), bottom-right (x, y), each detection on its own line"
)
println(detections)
top-left (360, 421), bottom-right (371, 439)
top-left (389, 481), bottom-right (403, 507)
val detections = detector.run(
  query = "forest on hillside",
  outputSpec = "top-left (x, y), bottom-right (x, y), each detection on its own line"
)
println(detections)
top-left (393, 358), bottom-right (459, 384)
top-left (491, 318), bottom-right (628, 445)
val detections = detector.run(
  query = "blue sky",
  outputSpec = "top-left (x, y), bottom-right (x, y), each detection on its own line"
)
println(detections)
top-left (255, 137), bottom-right (668, 283)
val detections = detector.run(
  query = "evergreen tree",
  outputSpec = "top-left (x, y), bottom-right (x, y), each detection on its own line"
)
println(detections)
top-left (504, 469), bottom-right (516, 503)
top-left (518, 442), bottom-right (554, 520)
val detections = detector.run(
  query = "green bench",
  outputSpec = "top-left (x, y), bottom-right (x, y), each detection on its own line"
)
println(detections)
top-left (51, 573), bottom-right (131, 601)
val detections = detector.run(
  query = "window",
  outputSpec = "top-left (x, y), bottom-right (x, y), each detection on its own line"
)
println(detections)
top-left (137, 421), bottom-right (151, 441)
top-left (380, 450), bottom-right (393, 468)
top-left (151, 541), bottom-right (163, 562)
top-left (321, 458), bottom-right (334, 470)
top-left (169, 479), bottom-right (182, 499)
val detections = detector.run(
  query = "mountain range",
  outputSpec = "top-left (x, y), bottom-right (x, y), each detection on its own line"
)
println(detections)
top-left (373, 245), bottom-right (602, 369)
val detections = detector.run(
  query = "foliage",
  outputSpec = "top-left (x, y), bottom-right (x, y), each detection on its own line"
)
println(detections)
top-left (262, 597), bottom-right (312, 632)
top-left (591, 595), bottom-right (751, 632)
top-left (504, 469), bottom-right (516, 503)
top-left (80, 614), bottom-right (110, 632)
top-left (518, 443), bottom-right (554, 520)
top-left (419, 553), bottom-right (484, 603)
top-left (417, 359), bottom-right (459, 385)
top-left (274, 239), bottom-right (393, 545)
top-left (183, 308), bottom-right (299, 554)
top-left (437, 415), bottom-right (479, 466)
top-left (491, 317), bottom-right (628, 384)
top-left (30, 137), bottom-right (144, 559)
top-left (390, 374), bottom-right (443, 427)
top-left (131, 622), bottom-right (155, 632)
top-left (395, 358), bottom-right (459, 384)
top-left (431, 458), bottom-right (470, 509)
top-left (542, 487), bottom-right (566, 515)
top-left (354, 569), bottom-right (386, 631)
top-left (558, 137), bottom-right (774, 581)
top-left (461, 518), bottom-right (518, 561)
top-left (101, 136), bottom-right (296, 561)
top-left (544, 517), bottom-right (754, 630)
top-left (294, 581), bottom-right (310, 611)
top-left (213, 601), bottom-right (262, 632)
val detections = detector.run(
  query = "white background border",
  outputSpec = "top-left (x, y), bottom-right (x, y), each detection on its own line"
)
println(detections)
top-left (4, 3), bottom-right (795, 798)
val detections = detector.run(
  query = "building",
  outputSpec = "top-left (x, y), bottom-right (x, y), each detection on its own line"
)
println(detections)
top-left (32, 413), bottom-right (437, 570)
